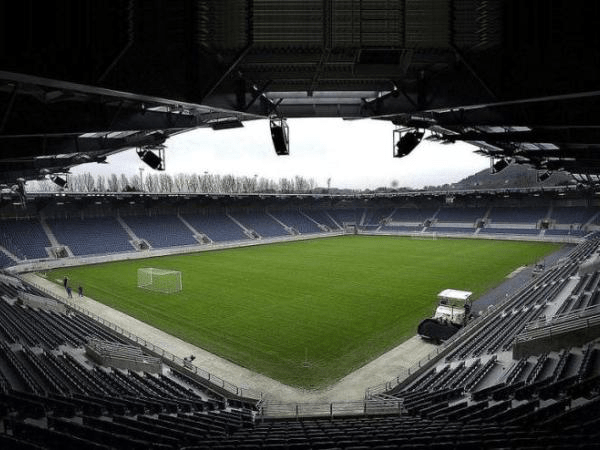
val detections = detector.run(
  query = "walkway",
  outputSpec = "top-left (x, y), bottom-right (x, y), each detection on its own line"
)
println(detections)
top-left (20, 273), bottom-right (435, 403)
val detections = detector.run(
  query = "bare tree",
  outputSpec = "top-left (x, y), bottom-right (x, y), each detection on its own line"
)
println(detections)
top-left (257, 176), bottom-right (270, 192)
top-left (145, 173), bottom-right (158, 192)
top-left (186, 174), bottom-right (199, 192)
top-left (96, 175), bottom-right (106, 192)
top-left (28, 179), bottom-right (57, 192)
top-left (81, 172), bottom-right (95, 192)
top-left (294, 175), bottom-right (312, 193)
top-left (173, 173), bottom-right (187, 192)
top-left (107, 174), bottom-right (119, 192)
top-left (120, 174), bottom-right (130, 192)
top-left (131, 175), bottom-right (142, 191)
top-left (221, 174), bottom-right (237, 193)
top-left (59, 171), bottom-right (323, 195)
top-left (158, 173), bottom-right (174, 192)
top-left (279, 177), bottom-right (294, 193)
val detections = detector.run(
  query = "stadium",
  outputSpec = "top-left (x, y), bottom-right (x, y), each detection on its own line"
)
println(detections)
top-left (1, 1), bottom-right (600, 449)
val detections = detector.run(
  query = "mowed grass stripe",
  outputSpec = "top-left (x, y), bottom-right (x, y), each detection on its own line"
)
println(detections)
top-left (46, 236), bottom-right (560, 388)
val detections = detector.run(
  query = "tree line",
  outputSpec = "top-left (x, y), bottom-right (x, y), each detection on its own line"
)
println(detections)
top-left (29, 172), bottom-right (319, 194)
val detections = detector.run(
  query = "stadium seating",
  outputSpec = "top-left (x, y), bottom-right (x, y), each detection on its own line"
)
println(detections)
top-left (0, 219), bottom-right (50, 260)
top-left (0, 252), bottom-right (14, 268)
top-left (488, 206), bottom-right (549, 224)
top-left (3, 201), bottom-right (600, 449)
top-left (326, 208), bottom-right (362, 227)
top-left (382, 225), bottom-right (423, 232)
top-left (122, 215), bottom-right (198, 248)
top-left (545, 228), bottom-right (587, 237)
top-left (388, 207), bottom-right (438, 223)
top-left (230, 211), bottom-right (289, 238)
top-left (181, 212), bottom-right (249, 243)
top-left (429, 226), bottom-right (475, 234)
top-left (0, 203), bottom-right (592, 269)
top-left (479, 227), bottom-right (541, 235)
top-left (0, 273), bottom-right (258, 449)
top-left (302, 209), bottom-right (340, 230)
top-left (436, 206), bottom-right (487, 223)
top-left (551, 206), bottom-right (597, 225)
top-left (362, 207), bottom-right (394, 227)
top-left (46, 217), bottom-right (133, 256)
top-left (269, 210), bottom-right (321, 234)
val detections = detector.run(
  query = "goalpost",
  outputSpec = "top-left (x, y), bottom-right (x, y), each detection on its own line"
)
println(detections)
top-left (137, 268), bottom-right (182, 294)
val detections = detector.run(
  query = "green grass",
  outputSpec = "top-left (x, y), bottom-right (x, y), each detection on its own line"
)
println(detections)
top-left (44, 236), bottom-right (560, 389)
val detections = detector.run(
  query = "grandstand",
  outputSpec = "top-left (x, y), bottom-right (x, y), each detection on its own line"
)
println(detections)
top-left (1, 189), bottom-right (600, 448)
top-left (1, 190), bottom-right (595, 269)
top-left (3, 1), bottom-right (600, 447)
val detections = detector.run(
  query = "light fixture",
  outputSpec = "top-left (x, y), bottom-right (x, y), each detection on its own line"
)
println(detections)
top-left (393, 129), bottom-right (424, 158)
top-left (490, 158), bottom-right (510, 173)
top-left (137, 146), bottom-right (165, 170)
top-left (270, 117), bottom-right (289, 155)
top-left (538, 171), bottom-right (551, 182)
top-left (51, 175), bottom-right (68, 188)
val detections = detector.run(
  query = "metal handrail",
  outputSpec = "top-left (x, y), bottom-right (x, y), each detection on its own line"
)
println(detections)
top-left (515, 313), bottom-right (600, 343)
top-left (525, 303), bottom-right (600, 331)
top-left (22, 277), bottom-right (263, 401)
top-left (364, 253), bottom-right (585, 398)
top-left (260, 399), bottom-right (404, 420)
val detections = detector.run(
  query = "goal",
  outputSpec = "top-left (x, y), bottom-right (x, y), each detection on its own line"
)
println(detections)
top-left (137, 268), bottom-right (182, 294)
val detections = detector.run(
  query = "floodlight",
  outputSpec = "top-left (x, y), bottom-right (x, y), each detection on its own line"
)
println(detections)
top-left (270, 117), bottom-right (289, 155)
top-left (393, 130), bottom-right (424, 158)
top-left (137, 147), bottom-right (165, 170)
top-left (51, 175), bottom-right (68, 188)
top-left (491, 158), bottom-right (509, 173)
top-left (538, 171), bottom-right (551, 182)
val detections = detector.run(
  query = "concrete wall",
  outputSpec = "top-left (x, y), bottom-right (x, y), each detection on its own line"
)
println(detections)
top-left (513, 322), bottom-right (600, 359)
top-left (85, 344), bottom-right (162, 373)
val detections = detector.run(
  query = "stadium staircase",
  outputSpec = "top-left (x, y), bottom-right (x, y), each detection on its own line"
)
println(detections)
top-left (359, 209), bottom-right (368, 227)
top-left (3, 221), bottom-right (600, 447)
top-left (375, 208), bottom-right (397, 232)
top-left (266, 212), bottom-right (297, 235)
top-left (0, 245), bottom-right (18, 265)
top-left (177, 214), bottom-right (212, 244)
top-left (39, 217), bottom-right (60, 248)
top-left (299, 210), bottom-right (330, 232)
top-left (584, 211), bottom-right (600, 229)
top-left (0, 272), bottom-right (262, 449)
top-left (226, 212), bottom-right (260, 240)
top-left (325, 211), bottom-right (341, 230)
top-left (116, 215), bottom-right (141, 242)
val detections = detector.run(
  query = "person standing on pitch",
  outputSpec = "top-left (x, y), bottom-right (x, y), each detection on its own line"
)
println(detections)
top-left (78, 285), bottom-right (83, 297)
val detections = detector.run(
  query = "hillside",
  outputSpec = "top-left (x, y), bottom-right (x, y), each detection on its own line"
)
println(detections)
top-left (449, 164), bottom-right (575, 190)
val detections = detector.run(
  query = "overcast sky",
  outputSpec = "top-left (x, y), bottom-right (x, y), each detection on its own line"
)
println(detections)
top-left (71, 118), bottom-right (489, 190)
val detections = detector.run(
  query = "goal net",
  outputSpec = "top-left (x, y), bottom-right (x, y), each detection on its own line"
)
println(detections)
top-left (137, 268), bottom-right (182, 294)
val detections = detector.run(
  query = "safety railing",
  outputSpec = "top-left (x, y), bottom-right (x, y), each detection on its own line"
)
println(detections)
top-left (524, 303), bottom-right (600, 332)
top-left (515, 311), bottom-right (600, 343)
top-left (260, 399), bottom-right (404, 420)
top-left (22, 277), bottom-right (263, 401)
top-left (365, 262), bottom-right (551, 398)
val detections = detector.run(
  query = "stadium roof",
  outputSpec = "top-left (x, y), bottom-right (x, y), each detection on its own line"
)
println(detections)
top-left (1, 1), bottom-right (600, 189)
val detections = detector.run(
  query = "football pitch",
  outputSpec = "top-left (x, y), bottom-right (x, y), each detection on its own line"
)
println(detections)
top-left (44, 236), bottom-right (561, 389)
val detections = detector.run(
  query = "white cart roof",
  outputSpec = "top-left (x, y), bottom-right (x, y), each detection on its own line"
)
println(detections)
top-left (437, 289), bottom-right (473, 300)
